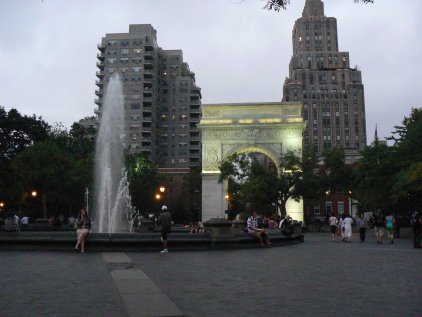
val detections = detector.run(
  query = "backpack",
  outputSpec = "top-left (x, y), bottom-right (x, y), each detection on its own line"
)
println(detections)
top-left (374, 213), bottom-right (385, 227)
top-left (386, 216), bottom-right (394, 229)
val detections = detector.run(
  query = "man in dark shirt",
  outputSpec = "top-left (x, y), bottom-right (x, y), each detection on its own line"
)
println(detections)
top-left (159, 205), bottom-right (172, 253)
top-left (411, 211), bottom-right (422, 248)
top-left (373, 209), bottom-right (385, 244)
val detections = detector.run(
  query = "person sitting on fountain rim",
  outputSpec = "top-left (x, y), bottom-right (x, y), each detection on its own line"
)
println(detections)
top-left (74, 208), bottom-right (91, 253)
top-left (247, 211), bottom-right (271, 247)
top-left (279, 215), bottom-right (294, 237)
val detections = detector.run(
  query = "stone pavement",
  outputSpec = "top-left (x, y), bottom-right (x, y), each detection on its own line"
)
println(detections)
top-left (0, 232), bottom-right (421, 317)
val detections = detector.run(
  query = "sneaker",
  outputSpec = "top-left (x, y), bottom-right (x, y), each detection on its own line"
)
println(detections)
top-left (160, 249), bottom-right (168, 253)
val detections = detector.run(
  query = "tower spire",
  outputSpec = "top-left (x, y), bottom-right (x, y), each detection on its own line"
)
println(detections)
top-left (374, 124), bottom-right (379, 146)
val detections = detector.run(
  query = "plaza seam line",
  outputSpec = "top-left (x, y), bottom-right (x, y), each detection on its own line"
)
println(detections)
top-left (102, 252), bottom-right (185, 317)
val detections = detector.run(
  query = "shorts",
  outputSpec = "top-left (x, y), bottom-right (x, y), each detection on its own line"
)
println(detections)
top-left (374, 227), bottom-right (384, 237)
top-left (330, 225), bottom-right (337, 234)
top-left (161, 230), bottom-right (170, 241)
top-left (249, 231), bottom-right (261, 239)
top-left (77, 228), bottom-right (89, 238)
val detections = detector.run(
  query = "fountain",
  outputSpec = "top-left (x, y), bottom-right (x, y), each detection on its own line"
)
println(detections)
top-left (94, 73), bottom-right (134, 233)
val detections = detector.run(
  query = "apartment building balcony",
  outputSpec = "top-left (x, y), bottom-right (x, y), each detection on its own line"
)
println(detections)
top-left (143, 69), bottom-right (154, 76)
top-left (143, 78), bottom-right (154, 85)
top-left (96, 62), bottom-right (105, 70)
top-left (143, 102), bottom-right (152, 109)
top-left (95, 80), bottom-right (103, 88)
top-left (95, 89), bottom-right (103, 97)
top-left (96, 71), bottom-right (104, 78)
top-left (97, 53), bottom-right (105, 61)
top-left (142, 127), bottom-right (152, 134)
top-left (143, 96), bottom-right (153, 101)
top-left (144, 82), bottom-right (153, 89)
top-left (97, 43), bottom-right (106, 52)
top-left (94, 98), bottom-right (102, 106)
top-left (144, 44), bottom-right (154, 51)
top-left (94, 107), bottom-right (101, 115)
top-left (141, 145), bottom-right (152, 151)
top-left (144, 62), bottom-right (154, 70)
top-left (143, 117), bottom-right (152, 123)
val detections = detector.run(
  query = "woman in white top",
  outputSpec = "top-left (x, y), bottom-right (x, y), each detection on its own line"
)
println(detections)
top-left (328, 215), bottom-right (338, 241)
top-left (343, 215), bottom-right (353, 242)
top-left (339, 215), bottom-right (346, 241)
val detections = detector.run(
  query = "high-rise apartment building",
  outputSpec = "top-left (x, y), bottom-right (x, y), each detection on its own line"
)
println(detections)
top-left (95, 24), bottom-right (202, 168)
top-left (282, 0), bottom-right (366, 153)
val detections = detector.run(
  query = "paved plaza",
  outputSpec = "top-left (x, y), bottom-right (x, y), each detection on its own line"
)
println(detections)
top-left (0, 232), bottom-right (421, 317)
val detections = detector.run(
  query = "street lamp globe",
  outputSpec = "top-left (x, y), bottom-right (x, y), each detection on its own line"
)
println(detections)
top-left (31, 190), bottom-right (37, 197)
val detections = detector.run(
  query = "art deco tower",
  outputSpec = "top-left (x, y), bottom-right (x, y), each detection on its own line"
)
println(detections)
top-left (282, 0), bottom-right (366, 153)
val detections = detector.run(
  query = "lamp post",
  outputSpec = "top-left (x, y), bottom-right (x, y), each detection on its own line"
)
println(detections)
top-left (224, 193), bottom-right (230, 219)
top-left (159, 186), bottom-right (165, 204)
top-left (0, 201), bottom-right (5, 213)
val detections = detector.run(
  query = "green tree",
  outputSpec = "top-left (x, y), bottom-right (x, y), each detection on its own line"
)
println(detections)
top-left (12, 140), bottom-right (83, 218)
top-left (389, 107), bottom-right (422, 210)
top-left (297, 148), bottom-right (321, 203)
top-left (321, 148), bottom-right (353, 196)
top-left (0, 107), bottom-right (51, 211)
top-left (354, 144), bottom-right (396, 213)
top-left (127, 154), bottom-right (159, 214)
top-left (219, 151), bottom-right (306, 217)
top-left (275, 151), bottom-right (304, 217)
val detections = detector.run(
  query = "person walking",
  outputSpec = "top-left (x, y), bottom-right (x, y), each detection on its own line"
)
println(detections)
top-left (385, 212), bottom-right (396, 244)
top-left (339, 214), bottom-right (346, 241)
top-left (373, 209), bottom-right (385, 244)
top-left (411, 210), bottom-right (421, 249)
top-left (356, 214), bottom-right (367, 242)
top-left (74, 208), bottom-right (91, 253)
top-left (328, 214), bottom-right (338, 241)
top-left (158, 205), bottom-right (172, 253)
top-left (343, 214), bottom-right (353, 242)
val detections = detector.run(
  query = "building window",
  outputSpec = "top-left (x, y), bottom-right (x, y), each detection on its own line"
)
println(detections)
top-left (325, 201), bottom-right (332, 215)
top-left (314, 205), bottom-right (320, 215)
top-left (338, 202), bottom-right (344, 214)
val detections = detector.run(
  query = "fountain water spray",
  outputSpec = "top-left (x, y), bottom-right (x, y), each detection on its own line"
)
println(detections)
top-left (94, 73), bottom-right (134, 233)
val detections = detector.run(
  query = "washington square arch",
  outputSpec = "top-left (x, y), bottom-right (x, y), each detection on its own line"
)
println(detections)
top-left (198, 102), bottom-right (306, 222)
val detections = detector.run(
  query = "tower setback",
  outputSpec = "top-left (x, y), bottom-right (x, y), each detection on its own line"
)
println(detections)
top-left (282, 0), bottom-right (366, 153)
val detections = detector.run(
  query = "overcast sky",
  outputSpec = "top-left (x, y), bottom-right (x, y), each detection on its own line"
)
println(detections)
top-left (1, 0), bottom-right (421, 142)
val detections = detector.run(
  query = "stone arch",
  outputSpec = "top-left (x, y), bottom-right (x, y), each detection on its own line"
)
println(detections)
top-left (198, 102), bottom-right (306, 222)
top-left (224, 144), bottom-right (281, 172)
